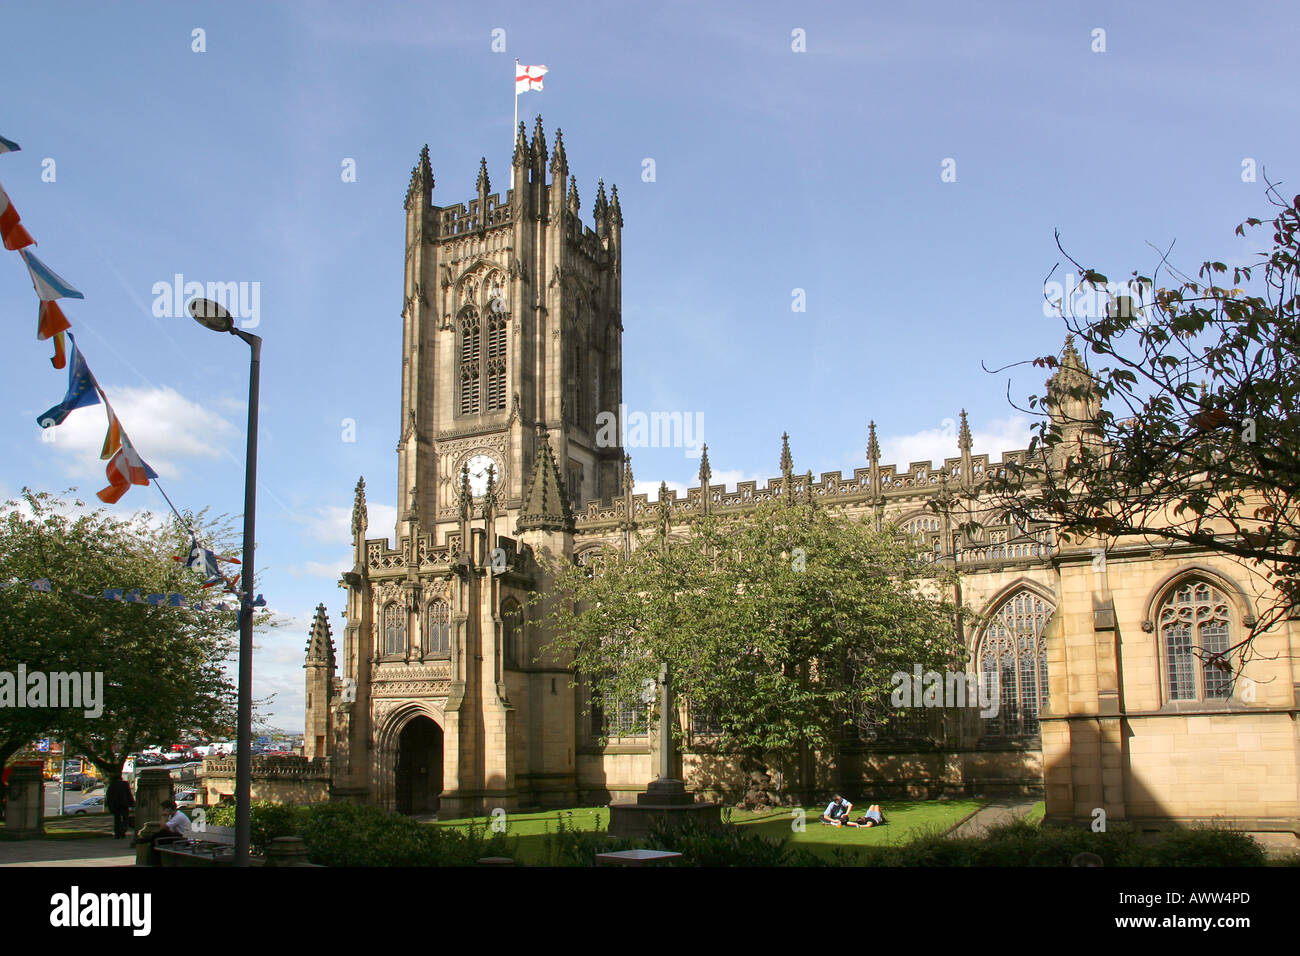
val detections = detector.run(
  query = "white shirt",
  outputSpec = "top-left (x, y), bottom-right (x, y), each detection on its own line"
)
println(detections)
top-left (166, 810), bottom-right (192, 838)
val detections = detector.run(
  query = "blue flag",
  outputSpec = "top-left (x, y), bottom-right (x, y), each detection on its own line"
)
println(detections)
top-left (38, 334), bottom-right (100, 427)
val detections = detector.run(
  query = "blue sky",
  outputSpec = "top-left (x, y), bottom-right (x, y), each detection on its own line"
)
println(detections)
top-left (2, 0), bottom-right (1295, 728)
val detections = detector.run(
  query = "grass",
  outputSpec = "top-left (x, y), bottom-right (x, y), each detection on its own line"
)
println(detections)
top-left (1023, 801), bottom-right (1045, 825)
top-left (430, 799), bottom-right (986, 865)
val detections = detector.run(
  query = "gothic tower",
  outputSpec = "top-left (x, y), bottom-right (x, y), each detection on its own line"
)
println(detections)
top-left (327, 120), bottom-right (623, 815)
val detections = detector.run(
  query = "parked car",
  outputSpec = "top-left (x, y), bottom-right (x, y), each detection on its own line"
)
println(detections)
top-left (62, 773), bottom-right (94, 791)
top-left (65, 794), bottom-right (106, 815)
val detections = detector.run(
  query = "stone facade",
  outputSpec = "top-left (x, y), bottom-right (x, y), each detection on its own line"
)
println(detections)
top-left (304, 119), bottom-right (1300, 837)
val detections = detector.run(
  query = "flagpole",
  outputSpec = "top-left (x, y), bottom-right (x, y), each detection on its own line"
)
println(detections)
top-left (511, 58), bottom-right (519, 188)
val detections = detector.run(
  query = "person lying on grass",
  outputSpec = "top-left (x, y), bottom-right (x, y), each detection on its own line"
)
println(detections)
top-left (855, 805), bottom-right (886, 827)
top-left (821, 795), bottom-right (855, 826)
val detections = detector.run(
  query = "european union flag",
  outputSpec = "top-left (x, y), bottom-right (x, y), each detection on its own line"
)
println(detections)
top-left (38, 333), bottom-right (99, 427)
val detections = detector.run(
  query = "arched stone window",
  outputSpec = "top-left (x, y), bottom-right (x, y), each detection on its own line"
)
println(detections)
top-left (458, 307), bottom-right (481, 415)
top-left (485, 311), bottom-right (507, 411)
top-left (382, 602), bottom-right (406, 656)
top-left (1160, 580), bottom-right (1233, 701)
top-left (978, 589), bottom-right (1053, 736)
top-left (425, 600), bottom-right (450, 658)
top-left (501, 598), bottom-right (522, 668)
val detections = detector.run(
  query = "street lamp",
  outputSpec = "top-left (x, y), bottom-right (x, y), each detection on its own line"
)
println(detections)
top-left (189, 296), bottom-right (260, 867)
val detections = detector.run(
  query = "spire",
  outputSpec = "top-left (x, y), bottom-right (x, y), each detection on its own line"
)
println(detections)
top-left (593, 179), bottom-right (608, 230)
top-left (512, 122), bottom-right (529, 167)
top-left (405, 144), bottom-right (433, 210)
top-left (458, 463), bottom-right (473, 522)
top-left (623, 453), bottom-right (634, 492)
top-left (530, 115), bottom-right (547, 170)
top-left (550, 127), bottom-right (567, 176)
top-left (779, 432), bottom-right (793, 476)
top-left (305, 603), bottom-right (336, 669)
top-left (609, 184), bottom-right (623, 228)
top-left (958, 409), bottom-right (972, 454)
top-left (866, 422), bottom-right (881, 502)
top-left (351, 477), bottom-right (368, 538)
top-left (656, 481), bottom-right (672, 531)
top-left (516, 425), bottom-right (574, 533)
top-left (476, 156), bottom-right (490, 195)
top-left (698, 443), bottom-right (712, 485)
top-left (804, 470), bottom-right (814, 508)
top-left (567, 175), bottom-right (580, 216)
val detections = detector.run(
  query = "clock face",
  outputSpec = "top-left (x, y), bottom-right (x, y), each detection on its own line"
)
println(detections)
top-left (465, 454), bottom-right (499, 498)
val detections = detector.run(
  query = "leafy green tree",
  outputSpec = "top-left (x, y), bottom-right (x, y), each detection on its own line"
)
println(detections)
top-left (0, 489), bottom-right (240, 797)
top-left (987, 183), bottom-right (1300, 661)
top-left (541, 497), bottom-right (964, 789)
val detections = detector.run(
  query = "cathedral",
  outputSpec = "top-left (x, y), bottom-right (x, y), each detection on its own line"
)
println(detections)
top-left (303, 119), bottom-right (1300, 840)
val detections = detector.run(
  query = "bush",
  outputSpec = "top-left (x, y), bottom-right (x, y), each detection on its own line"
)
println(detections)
top-left (203, 801), bottom-right (512, 865)
top-left (646, 817), bottom-right (802, 866)
top-left (543, 814), bottom-right (635, 866)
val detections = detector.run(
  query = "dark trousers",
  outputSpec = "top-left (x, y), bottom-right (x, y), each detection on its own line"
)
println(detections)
top-left (111, 807), bottom-right (132, 838)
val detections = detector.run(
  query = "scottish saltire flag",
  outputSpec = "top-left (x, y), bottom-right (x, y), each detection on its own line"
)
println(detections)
top-left (98, 423), bottom-right (157, 503)
top-left (0, 134), bottom-right (19, 154)
top-left (0, 183), bottom-right (35, 250)
top-left (516, 64), bottom-right (548, 93)
top-left (38, 334), bottom-right (100, 426)
top-left (20, 248), bottom-right (83, 300)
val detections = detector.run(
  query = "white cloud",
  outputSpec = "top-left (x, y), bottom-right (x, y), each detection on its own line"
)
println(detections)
top-left (38, 385), bottom-right (238, 481)
top-left (299, 501), bottom-right (397, 546)
top-left (880, 415), bottom-right (1035, 470)
top-left (286, 554), bottom-right (351, 580)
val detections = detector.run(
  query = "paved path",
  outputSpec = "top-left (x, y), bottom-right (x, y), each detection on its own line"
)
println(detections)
top-left (0, 814), bottom-right (136, 867)
top-left (946, 798), bottom-right (1038, 838)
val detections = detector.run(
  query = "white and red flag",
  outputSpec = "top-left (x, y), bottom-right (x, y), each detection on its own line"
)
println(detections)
top-left (516, 64), bottom-right (548, 94)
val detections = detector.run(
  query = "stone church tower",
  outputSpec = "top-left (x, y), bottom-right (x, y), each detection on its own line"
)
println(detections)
top-left (312, 118), bottom-right (624, 815)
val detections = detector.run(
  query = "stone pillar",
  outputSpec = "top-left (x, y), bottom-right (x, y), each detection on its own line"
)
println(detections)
top-left (4, 766), bottom-right (45, 839)
top-left (133, 767), bottom-right (174, 835)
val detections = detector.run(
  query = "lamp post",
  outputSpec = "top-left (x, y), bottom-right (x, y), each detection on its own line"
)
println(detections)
top-left (189, 297), bottom-right (260, 867)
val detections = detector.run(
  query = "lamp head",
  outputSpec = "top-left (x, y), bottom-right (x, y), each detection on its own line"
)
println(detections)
top-left (189, 297), bottom-right (234, 332)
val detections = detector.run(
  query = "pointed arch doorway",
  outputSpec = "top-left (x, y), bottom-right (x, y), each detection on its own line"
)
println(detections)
top-left (395, 715), bottom-right (444, 815)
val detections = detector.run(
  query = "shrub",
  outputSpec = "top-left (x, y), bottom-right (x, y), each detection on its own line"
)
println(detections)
top-left (646, 817), bottom-right (798, 866)
top-left (203, 800), bottom-right (303, 854)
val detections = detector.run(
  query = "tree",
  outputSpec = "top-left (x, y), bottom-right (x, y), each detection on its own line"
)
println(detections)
top-left (985, 182), bottom-right (1300, 668)
top-left (541, 496), bottom-right (965, 791)
top-left (0, 489), bottom-right (241, 797)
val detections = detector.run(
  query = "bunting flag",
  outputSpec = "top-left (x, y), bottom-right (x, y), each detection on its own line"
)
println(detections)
top-left (0, 134), bottom-right (20, 154)
top-left (98, 427), bottom-right (158, 503)
top-left (99, 399), bottom-right (122, 459)
top-left (0, 183), bottom-right (35, 250)
top-left (173, 539), bottom-right (240, 590)
top-left (20, 249), bottom-right (81, 368)
top-left (1, 577), bottom-right (265, 610)
top-left (20, 248), bottom-right (83, 300)
top-left (37, 334), bottom-right (99, 426)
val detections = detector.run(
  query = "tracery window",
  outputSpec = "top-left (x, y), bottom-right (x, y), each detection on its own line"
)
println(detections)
top-left (501, 598), bottom-right (522, 668)
top-left (425, 600), bottom-right (450, 658)
top-left (382, 602), bottom-right (406, 656)
top-left (458, 308), bottom-right (481, 415)
top-left (1160, 581), bottom-right (1233, 701)
top-left (978, 590), bottom-right (1053, 736)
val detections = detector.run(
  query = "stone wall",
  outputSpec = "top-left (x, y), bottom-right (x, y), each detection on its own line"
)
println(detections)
top-left (200, 756), bottom-right (331, 806)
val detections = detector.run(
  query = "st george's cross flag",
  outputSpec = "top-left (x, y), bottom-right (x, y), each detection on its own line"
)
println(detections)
top-left (516, 64), bottom-right (548, 94)
top-left (37, 333), bottom-right (100, 427)
top-left (0, 182), bottom-right (35, 250)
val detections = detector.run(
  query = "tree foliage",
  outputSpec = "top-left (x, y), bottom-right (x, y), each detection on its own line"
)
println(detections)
top-left (540, 498), bottom-right (964, 767)
top-left (0, 489), bottom-right (240, 788)
top-left (987, 182), bottom-right (1300, 661)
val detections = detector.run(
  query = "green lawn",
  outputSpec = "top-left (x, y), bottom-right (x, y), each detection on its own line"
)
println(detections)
top-left (431, 799), bottom-right (986, 865)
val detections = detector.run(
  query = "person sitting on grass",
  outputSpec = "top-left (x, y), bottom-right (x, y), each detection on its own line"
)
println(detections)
top-left (821, 794), bottom-right (855, 826)
top-left (856, 804), bottom-right (886, 827)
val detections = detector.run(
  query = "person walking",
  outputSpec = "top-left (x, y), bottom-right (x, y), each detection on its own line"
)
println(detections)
top-left (105, 774), bottom-right (135, 839)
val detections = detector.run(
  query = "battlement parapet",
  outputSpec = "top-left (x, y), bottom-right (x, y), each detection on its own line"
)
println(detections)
top-left (438, 191), bottom-right (512, 237)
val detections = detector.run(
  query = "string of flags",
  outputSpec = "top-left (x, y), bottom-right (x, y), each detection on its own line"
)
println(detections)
top-left (0, 576), bottom-right (265, 610)
top-left (2, 132), bottom-right (264, 609)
